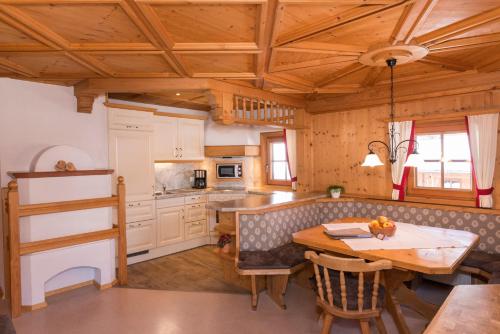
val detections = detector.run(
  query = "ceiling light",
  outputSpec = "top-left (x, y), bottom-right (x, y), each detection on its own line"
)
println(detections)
top-left (176, 93), bottom-right (181, 96)
top-left (361, 58), bottom-right (420, 167)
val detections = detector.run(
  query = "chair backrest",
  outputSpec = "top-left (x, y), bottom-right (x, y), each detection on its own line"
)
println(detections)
top-left (305, 251), bottom-right (392, 313)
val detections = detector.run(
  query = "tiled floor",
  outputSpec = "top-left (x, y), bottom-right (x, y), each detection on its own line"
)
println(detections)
top-left (11, 281), bottom-right (442, 334)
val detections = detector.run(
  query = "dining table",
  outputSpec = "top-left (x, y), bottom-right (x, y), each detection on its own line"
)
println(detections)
top-left (292, 217), bottom-right (480, 334)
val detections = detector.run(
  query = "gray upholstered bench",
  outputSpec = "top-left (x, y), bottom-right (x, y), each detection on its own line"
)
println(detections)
top-left (237, 243), bottom-right (308, 310)
top-left (459, 251), bottom-right (500, 283)
top-left (0, 315), bottom-right (16, 334)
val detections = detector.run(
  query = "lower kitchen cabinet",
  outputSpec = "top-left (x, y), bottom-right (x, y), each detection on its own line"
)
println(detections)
top-left (185, 220), bottom-right (207, 240)
top-left (157, 205), bottom-right (185, 247)
top-left (126, 219), bottom-right (156, 254)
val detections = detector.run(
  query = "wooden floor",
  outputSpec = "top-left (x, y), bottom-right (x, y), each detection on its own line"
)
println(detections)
top-left (127, 245), bottom-right (248, 294)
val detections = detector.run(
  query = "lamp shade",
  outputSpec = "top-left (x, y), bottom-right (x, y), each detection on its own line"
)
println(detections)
top-left (361, 152), bottom-right (384, 167)
top-left (404, 152), bottom-right (424, 168)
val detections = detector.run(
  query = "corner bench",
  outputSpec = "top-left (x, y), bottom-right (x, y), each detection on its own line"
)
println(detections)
top-left (237, 243), bottom-right (309, 310)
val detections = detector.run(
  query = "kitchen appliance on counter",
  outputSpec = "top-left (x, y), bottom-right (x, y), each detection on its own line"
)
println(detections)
top-left (193, 169), bottom-right (207, 189)
top-left (216, 162), bottom-right (243, 179)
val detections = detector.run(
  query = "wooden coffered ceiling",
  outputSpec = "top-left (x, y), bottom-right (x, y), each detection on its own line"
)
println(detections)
top-left (1, 0), bottom-right (500, 107)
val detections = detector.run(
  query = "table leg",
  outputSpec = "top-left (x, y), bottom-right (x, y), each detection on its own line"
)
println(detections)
top-left (384, 270), bottom-right (415, 334)
top-left (394, 282), bottom-right (439, 320)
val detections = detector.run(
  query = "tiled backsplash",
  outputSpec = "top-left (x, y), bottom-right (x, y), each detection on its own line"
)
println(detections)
top-left (154, 156), bottom-right (263, 191)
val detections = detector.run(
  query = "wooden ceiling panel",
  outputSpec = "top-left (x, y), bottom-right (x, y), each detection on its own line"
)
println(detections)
top-left (307, 5), bottom-right (405, 46)
top-left (415, 0), bottom-right (500, 37)
top-left (179, 53), bottom-right (255, 77)
top-left (17, 3), bottom-right (149, 44)
top-left (0, 52), bottom-right (98, 77)
top-left (451, 20), bottom-right (500, 39)
top-left (151, 4), bottom-right (258, 43)
top-left (269, 50), bottom-right (356, 72)
top-left (282, 60), bottom-right (358, 85)
top-left (89, 52), bottom-right (177, 76)
top-left (0, 20), bottom-right (43, 46)
top-left (374, 61), bottom-right (456, 84)
top-left (275, 4), bottom-right (356, 41)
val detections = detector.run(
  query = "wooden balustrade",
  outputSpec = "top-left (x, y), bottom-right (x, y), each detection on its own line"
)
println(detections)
top-left (4, 176), bottom-right (128, 318)
top-left (232, 95), bottom-right (296, 128)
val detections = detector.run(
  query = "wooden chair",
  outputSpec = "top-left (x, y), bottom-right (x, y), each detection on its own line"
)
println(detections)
top-left (305, 251), bottom-right (392, 334)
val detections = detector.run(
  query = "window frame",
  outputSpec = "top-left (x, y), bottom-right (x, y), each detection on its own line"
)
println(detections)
top-left (407, 119), bottom-right (475, 204)
top-left (260, 131), bottom-right (292, 187)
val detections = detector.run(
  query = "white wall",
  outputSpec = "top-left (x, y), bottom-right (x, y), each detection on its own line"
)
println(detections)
top-left (204, 119), bottom-right (278, 146)
top-left (0, 78), bottom-right (108, 188)
top-left (0, 78), bottom-right (109, 294)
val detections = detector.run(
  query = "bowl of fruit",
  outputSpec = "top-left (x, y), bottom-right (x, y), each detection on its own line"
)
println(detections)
top-left (369, 216), bottom-right (396, 238)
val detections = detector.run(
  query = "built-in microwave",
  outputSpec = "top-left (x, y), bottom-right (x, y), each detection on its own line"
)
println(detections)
top-left (216, 163), bottom-right (243, 179)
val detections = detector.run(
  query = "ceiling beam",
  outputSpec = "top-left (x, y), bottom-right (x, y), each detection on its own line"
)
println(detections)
top-left (274, 0), bottom-right (412, 46)
top-left (307, 70), bottom-right (500, 113)
top-left (419, 55), bottom-right (475, 72)
top-left (74, 78), bottom-right (305, 107)
top-left (428, 33), bottom-right (500, 53)
top-left (390, 0), bottom-right (438, 44)
top-left (414, 6), bottom-right (500, 45)
top-left (283, 41), bottom-right (367, 54)
top-left (315, 84), bottom-right (362, 94)
top-left (0, 57), bottom-right (38, 77)
top-left (172, 43), bottom-right (259, 51)
top-left (278, 0), bottom-right (397, 3)
top-left (270, 56), bottom-right (356, 72)
top-left (256, 0), bottom-right (279, 88)
top-left (317, 63), bottom-right (366, 87)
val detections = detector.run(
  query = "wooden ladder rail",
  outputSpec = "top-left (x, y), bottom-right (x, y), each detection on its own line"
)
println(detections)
top-left (5, 176), bottom-right (127, 318)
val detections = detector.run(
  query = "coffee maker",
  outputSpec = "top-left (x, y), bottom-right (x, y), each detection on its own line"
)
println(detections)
top-left (193, 169), bottom-right (207, 189)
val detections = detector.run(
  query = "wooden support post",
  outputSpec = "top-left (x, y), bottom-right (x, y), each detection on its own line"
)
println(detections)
top-left (116, 176), bottom-right (127, 285)
top-left (209, 90), bottom-right (235, 125)
top-left (7, 181), bottom-right (21, 318)
top-left (295, 109), bottom-right (313, 192)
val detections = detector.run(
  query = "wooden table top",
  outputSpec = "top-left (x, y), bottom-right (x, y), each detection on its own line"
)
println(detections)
top-left (424, 284), bottom-right (500, 334)
top-left (292, 218), bottom-right (479, 275)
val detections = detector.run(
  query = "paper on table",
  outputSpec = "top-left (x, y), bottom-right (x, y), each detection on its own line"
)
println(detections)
top-left (322, 222), bottom-right (468, 251)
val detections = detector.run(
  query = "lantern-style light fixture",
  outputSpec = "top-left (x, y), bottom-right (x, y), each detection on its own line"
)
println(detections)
top-left (361, 58), bottom-right (422, 168)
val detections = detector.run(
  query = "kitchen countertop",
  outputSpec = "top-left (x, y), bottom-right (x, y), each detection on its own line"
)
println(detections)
top-left (205, 191), bottom-right (326, 212)
top-left (154, 187), bottom-right (279, 200)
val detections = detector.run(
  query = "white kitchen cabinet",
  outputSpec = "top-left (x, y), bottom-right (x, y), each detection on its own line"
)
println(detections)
top-left (153, 116), bottom-right (178, 161)
top-left (126, 220), bottom-right (156, 254)
top-left (185, 203), bottom-right (206, 222)
top-left (178, 119), bottom-right (204, 160)
top-left (109, 107), bottom-right (154, 132)
top-left (153, 116), bottom-right (204, 161)
top-left (185, 220), bottom-right (207, 240)
top-left (126, 200), bottom-right (155, 223)
top-left (109, 129), bottom-right (154, 201)
top-left (157, 206), bottom-right (185, 246)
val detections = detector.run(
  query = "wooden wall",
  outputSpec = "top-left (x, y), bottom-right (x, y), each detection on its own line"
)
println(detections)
top-left (310, 89), bottom-right (500, 208)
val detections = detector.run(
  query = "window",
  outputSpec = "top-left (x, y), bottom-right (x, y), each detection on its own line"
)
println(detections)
top-left (408, 119), bottom-right (474, 203)
top-left (261, 132), bottom-right (291, 186)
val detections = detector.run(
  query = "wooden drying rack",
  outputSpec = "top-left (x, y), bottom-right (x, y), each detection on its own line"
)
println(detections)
top-left (4, 175), bottom-right (127, 318)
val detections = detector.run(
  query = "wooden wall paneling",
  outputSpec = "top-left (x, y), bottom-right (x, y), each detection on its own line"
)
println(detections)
top-left (310, 89), bottom-right (500, 208)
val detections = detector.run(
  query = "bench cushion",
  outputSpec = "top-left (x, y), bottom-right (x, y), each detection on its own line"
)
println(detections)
top-left (328, 271), bottom-right (385, 311)
top-left (0, 315), bottom-right (16, 334)
top-left (488, 272), bottom-right (500, 284)
top-left (462, 251), bottom-right (500, 273)
top-left (238, 243), bottom-right (308, 270)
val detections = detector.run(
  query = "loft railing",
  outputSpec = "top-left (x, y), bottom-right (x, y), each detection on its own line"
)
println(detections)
top-left (232, 95), bottom-right (296, 128)
top-left (4, 176), bottom-right (127, 318)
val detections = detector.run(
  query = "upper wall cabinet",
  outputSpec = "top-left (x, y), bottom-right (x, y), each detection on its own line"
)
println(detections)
top-left (109, 107), bottom-right (154, 132)
top-left (154, 116), bottom-right (204, 161)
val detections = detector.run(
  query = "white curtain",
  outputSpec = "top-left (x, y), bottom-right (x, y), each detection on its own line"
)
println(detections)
top-left (390, 121), bottom-right (415, 200)
top-left (284, 129), bottom-right (298, 191)
top-left (466, 114), bottom-right (498, 208)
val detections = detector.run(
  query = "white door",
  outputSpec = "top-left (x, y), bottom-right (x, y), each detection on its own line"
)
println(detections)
top-left (157, 206), bottom-right (185, 246)
top-left (178, 119), bottom-right (204, 160)
top-left (109, 129), bottom-right (154, 201)
top-left (153, 116), bottom-right (179, 161)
